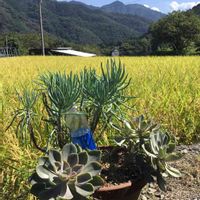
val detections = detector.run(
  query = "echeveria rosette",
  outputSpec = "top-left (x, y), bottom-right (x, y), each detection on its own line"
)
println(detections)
top-left (142, 131), bottom-right (182, 191)
top-left (29, 143), bottom-right (104, 200)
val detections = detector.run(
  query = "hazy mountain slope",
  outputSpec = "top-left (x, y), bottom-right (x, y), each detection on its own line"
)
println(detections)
top-left (192, 3), bottom-right (200, 15)
top-left (0, 0), bottom-right (152, 45)
top-left (101, 1), bottom-right (165, 21)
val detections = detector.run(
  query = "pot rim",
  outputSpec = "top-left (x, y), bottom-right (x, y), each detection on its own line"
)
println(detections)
top-left (96, 181), bottom-right (132, 192)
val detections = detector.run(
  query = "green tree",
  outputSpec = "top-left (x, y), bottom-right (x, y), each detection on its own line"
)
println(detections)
top-left (150, 11), bottom-right (200, 54)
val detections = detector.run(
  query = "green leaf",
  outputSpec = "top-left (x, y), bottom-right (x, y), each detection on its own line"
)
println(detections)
top-left (78, 152), bottom-right (88, 165)
top-left (142, 144), bottom-right (157, 158)
top-left (76, 173), bottom-right (92, 185)
top-left (167, 143), bottom-right (176, 153)
top-left (87, 150), bottom-right (101, 162)
top-left (82, 162), bottom-right (102, 176)
top-left (114, 137), bottom-right (126, 147)
top-left (166, 164), bottom-right (182, 178)
top-left (49, 150), bottom-right (61, 168)
top-left (38, 157), bottom-right (49, 166)
top-left (68, 153), bottom-right (78, 167)
top-left (158, 148), bottom-right (166, 159)
top-left (72, 164), bottom-right (83, 174)
top-left (36, 165), bottom-right (50, 179)
top-left (62, 143), bottom-right (77, 160)
top-left (75, 183), bottom-right (94, 197)
top-left (59, 184), bottom-right (73, 200)
top-left (89, 176), bottom-right (104, 189)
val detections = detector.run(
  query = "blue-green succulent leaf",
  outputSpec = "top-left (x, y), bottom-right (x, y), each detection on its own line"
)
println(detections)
top-left (76, 173), bottom-right (92, 185)
top-left (82, 162), bottom-right (102, 176)
top-left (62, 143), bottom-right (77, 161)
top-left (75, 183), bottom-right (94, 197)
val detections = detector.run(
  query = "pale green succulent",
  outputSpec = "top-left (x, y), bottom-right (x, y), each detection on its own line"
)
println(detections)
top-left (29, 143), bottom-right (104, 200)
top-left (114, 115), bottom-right (182, 191)
top-left (114, 115), bottom-right (159, 150)
top-left (142, 131), bottom-right (182, 177)
top-left (142, 131), bottom-right (182, 190)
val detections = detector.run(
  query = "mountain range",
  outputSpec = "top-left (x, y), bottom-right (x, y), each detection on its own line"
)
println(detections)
top-left (101, 1), bottom-right (165, 21)
top-left (69, 0), bottom-right (165, 21)
top-left (0, 0), bottom-right (165, 45)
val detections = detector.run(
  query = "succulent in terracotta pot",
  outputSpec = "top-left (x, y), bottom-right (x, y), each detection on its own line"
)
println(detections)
top-left (29, 143), bottom-right (104, 200)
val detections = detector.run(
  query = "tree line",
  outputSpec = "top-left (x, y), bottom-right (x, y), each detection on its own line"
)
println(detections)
top-left (1, 10), bottom-right (200, 56)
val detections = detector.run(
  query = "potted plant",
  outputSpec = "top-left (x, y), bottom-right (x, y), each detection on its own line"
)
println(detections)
top-left (94, 115), bottom-right (182, 200)
top-left (7, 60), bottom-right (182, 200)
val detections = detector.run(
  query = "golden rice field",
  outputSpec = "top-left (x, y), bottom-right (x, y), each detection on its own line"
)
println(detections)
top-left (0, 56), bottom-right (200, 199)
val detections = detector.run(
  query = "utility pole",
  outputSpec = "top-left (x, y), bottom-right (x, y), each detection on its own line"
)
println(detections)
top-left (5, 36), bottom-right (9, 56)
top-left (39, 0), bottom-right (45, 56)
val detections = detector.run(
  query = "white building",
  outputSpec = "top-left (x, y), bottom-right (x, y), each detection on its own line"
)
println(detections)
top-left (51, 47), bottom-right (96, 57)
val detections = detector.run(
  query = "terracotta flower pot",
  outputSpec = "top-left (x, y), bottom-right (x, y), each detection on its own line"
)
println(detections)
top-left (95, 146), bottom-right (146, 200)
top-left (94, 179), bottom-right (146, 200)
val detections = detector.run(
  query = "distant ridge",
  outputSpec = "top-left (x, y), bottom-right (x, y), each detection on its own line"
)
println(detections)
top-left (191, 3), bottom-right (200, 15)
top-left (0, 0), bottom-right (163, 45)
top-left (101, 1), bottom-right (165, 21)
top-left (68, 1), bottom-right (98, 10)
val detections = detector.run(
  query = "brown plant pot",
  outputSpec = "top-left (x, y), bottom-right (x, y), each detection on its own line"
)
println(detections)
top-left (96, 145), bottom-right (146, 200)
top-left (94, 179), bottom-right (146, 200)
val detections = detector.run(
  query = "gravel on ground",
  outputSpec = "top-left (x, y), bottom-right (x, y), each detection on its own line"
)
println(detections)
top-left (139, 144), bottom-right (200, 200)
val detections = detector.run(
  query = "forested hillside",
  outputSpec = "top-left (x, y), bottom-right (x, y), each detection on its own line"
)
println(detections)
top-left (0, 0), bottom-right (152, 45)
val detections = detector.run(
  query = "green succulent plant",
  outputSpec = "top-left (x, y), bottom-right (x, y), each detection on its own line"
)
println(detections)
top-left (114, 115), bottom-right (159, 150)
top-left (142, 131), bottom-right (182, 177)
top-left (29, 143), bottom-right (104, 200)
top-left (113, 115), bottom-right (182, 191)
top-left (81, 59), bottom-right (132, 133)
top-left (7, 59), bottom-right (133, 151)
top-left (141, 130), bottom-right (182, 191)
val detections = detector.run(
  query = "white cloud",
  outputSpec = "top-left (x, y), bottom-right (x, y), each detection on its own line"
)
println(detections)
top-left (143, 4), bottom-right (150, 8)
top-left (170, 1), bottom-right (200, 11)
top-left (151, 7), bottom-right (160, 12)
top-left (143, 4), bottom-right (160, 12)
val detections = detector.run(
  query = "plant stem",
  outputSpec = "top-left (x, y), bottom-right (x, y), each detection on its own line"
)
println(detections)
top-left (91, 107), bottom-right (102, 134)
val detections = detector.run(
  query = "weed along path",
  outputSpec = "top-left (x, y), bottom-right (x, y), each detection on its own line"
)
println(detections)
top-left (139, 144), bottom-right (200, 200)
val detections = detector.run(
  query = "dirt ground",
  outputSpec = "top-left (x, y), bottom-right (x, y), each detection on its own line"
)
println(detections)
top-left (139, 144), bottom-right (200, 200)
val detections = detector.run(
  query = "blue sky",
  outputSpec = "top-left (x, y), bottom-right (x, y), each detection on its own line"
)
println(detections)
top-left (58, 0), bottom-right (200, 13)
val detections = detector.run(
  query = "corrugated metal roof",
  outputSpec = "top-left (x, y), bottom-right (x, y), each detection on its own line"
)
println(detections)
top-left (51, 49), bottom-right (96, 57)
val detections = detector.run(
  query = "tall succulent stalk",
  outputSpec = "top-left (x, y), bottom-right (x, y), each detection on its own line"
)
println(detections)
top-left (7, 60), bottom-right (132, 151)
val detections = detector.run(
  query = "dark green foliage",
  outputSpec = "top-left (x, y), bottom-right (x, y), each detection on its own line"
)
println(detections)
top-left (191, 3), bottom-right (200, 15)
top-left (0, 0), bottom-right (151, 46)
top-left (118, 36), bottom-right (152, 55)
top-left (0, 33), bottom-right (65, 55)
top-left (150, 11), bottom-right (200, 54)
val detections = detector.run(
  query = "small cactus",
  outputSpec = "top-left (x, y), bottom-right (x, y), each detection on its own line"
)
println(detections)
top-left (29, 143), bottom-right (104, 200)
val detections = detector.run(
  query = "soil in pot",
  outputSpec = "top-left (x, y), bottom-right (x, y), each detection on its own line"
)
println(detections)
top-left (94, 146), bottom-right (148, 200)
